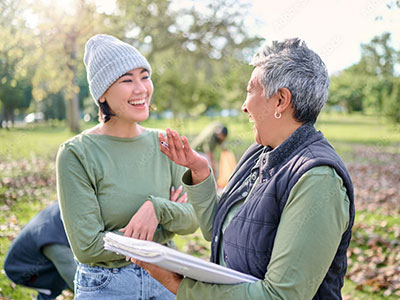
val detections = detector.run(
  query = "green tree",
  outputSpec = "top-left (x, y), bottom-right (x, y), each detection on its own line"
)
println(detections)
top-left (328, 32), bottom-right (399, 121)
top-left (31, 0), bottom-right (104, 132)
top-left (109, 0), bottom-right (261, 116)
top-left (385, 77), bottom-right (400, 123)
top-left (0, 0), bottom-right (35, 127)
top-left (329, 66), bottom-right (367, 113)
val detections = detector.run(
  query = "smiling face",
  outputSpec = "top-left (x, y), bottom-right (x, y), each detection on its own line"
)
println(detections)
top-left (242, 67), bottom-right (279, 146)
top-left (99, 68), bottom-right (153, 124)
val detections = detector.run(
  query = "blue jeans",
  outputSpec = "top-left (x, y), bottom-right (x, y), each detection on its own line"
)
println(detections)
top-left (74, 262), bottom-right (175, 300)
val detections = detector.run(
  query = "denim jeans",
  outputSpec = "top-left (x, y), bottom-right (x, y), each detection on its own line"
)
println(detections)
top-left (74, 262), bottom-right (175, 300)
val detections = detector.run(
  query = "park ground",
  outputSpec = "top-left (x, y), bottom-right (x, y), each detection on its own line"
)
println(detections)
top-left (0, 112), bottom-right (399, 299)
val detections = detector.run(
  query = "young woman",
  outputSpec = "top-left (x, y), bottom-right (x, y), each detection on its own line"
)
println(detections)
top-left (56, 34), bottom-right (198, 300)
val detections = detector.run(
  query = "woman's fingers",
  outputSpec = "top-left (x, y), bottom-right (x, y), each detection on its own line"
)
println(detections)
top-left (167, 129), bottom-right (188, 161)
top-left (170, 186), bottom-right (183, 202)
top-left (161, 129), bottom-right (198, 170)
top-left (166, 129), bottom-right (178, 161)
top-left (177, 192), bottom-right (187, 203)
top-left (171, 131), bottom-right (186, 159)
top-left (131, 229), bottom-right (140, 239)
top-left (159, 133), bottom-right (173, 159)
top-left (170, 186), bottom-right (187, 203)
top-left (181, 136), bottom-right (194, 157)
top-left (122, 225), bottom-right (133, 238)
top-left (146, 231), bottom-right (154, 241)
top-left (170, 186), bottom-right (175, 201)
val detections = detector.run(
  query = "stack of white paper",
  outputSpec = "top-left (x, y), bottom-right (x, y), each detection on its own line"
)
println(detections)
top-left (104, 232), bottom-right (258, 284)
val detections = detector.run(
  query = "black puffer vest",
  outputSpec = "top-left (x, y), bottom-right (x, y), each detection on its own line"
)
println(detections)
top-left (211, 125), bottom-right (354, 299)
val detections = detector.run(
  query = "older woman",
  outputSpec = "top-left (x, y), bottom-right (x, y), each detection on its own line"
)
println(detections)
top-left (134, 38), bottom-right (354, 300)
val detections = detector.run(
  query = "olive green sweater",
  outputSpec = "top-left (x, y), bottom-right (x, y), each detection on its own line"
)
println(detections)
top-left (56, 129), bottom-right (198, 268)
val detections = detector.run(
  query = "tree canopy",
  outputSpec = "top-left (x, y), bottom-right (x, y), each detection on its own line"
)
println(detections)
top-left (1, 0), bottom-right (400, 131)
top-left (328, 32), bottom-right (400, 123)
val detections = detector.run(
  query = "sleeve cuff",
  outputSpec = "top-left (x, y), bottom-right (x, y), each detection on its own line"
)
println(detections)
top-left (181, 168), bottom-right (217, 204)
top-left (147, 195), bottom-right (167, 223)
top-left (181, 167), bottom-right (215, 187)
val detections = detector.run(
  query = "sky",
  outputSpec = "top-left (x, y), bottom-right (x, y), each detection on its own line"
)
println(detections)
top-left (94, 0), bottom-right (400, 74)
top-left (249, 0), bottom-right (400, 74)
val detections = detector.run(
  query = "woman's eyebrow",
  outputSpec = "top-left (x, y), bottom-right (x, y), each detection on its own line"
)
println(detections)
top-left (119, 72), bottom-right (132, 78)
top-left (119, 69), bottom-right (148, 79)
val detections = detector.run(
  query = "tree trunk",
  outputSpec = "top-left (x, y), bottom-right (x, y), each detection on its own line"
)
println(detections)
top-left (9, 106), bottom-right (15, 126)
top-left (65, 94), bottom-right (80, 133)
top-left (70, 91), bottom-right (80, 133)
top-left (65, 31), bottom-right (80, 133)
top-left (4, 106), bottom-right (15, 127)
top-left (0, 105), bottom-right (5, 128)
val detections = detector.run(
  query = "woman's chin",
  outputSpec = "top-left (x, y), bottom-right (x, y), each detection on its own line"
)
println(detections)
top-left (253, 126), bottom-right (262, 144)
top-left (134, 111), bottom-right (149, 123)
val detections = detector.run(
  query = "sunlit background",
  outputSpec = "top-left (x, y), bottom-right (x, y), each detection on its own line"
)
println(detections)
top-left (35, 0), bottom-right (400, 74)
top-left (1, 0), bottom-right (400, 132)
top-left (1, 1), bottom-right (400, 299)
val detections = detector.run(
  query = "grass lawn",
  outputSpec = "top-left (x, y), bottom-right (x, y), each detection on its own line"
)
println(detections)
top-left (0, 113), bottom-right (399, 299)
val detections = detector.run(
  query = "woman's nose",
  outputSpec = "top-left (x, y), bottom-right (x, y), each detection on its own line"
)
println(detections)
top-left (241, 102), bottom-right (248, 113)
top-left (133, 81), bottom-right (147, 94)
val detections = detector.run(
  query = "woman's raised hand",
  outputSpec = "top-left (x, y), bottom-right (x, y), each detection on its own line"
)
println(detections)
top-left (158, 129), bottom-right (210, 183)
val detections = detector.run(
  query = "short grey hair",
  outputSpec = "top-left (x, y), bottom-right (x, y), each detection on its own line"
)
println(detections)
top-left (251, 38), bottom-right (329, 124)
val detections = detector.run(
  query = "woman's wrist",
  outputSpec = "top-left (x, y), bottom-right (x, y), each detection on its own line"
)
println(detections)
top-left (190, 167), bottom-right (211, 184)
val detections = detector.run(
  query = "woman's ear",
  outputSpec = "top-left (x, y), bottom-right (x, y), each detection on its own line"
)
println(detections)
top-left (276, 88), bottom-right (292, 113)
top-left (99, 97), bottom-right (106, 104)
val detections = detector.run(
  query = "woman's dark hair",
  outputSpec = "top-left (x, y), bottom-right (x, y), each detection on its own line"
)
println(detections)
top-left (98, 100), bottom-right (116, 123)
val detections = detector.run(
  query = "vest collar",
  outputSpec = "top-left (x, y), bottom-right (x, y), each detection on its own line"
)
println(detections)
top-left (259, 123), bottom-right (317, 181)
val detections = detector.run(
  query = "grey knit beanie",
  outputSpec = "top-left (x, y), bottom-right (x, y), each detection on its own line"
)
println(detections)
top-left (84, 34), bottom-right (152, 105)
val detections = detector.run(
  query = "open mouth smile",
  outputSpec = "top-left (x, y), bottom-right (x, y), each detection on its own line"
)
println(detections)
top-left (128, 99), bottom-right (146, 106)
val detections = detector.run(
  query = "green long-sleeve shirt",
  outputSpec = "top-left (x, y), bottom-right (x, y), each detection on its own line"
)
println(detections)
top-left (178, 166), bottom-right (350, 300)
top-left (56, 129), bottom-right (198, 268)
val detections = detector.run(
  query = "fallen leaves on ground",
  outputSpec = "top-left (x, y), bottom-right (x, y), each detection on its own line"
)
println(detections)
top-left (1, 145), bottom-right (400, 298)
top-left (0, 157), bottom-right (55, 207)
top-left (346, 223), bottom-right (400, 297)
top-left (345, 145), bottom-right (400, 297)
top-left (347, 146), bottom-right (400, 215)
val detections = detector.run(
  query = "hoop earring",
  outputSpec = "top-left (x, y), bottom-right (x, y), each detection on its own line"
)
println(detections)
top-left (274, 111), bottom-right (282, 119)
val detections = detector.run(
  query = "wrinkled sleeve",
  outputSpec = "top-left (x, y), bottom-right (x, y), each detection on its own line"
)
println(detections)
top-left (149, 162), bottom-right (198, 235)
top-left (176, 166), bottom-right (350, 300)
top-left (181, 169), bottom-right (219, 242)
top-left (56, 144), bottom-right (123, 264)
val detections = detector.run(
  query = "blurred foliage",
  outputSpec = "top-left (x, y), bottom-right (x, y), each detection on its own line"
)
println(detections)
top-left (328, 32), bottom-right (400, 123)
top-left (0, 0), bottom-right (35, 127)
top-left (1, 0), bottom-right (399, 130)
top-left (110, 0), bottom-right (260, 115)
top-left (0, 0), bottom-right (261, 130)
top-left (30, 0), bottom-right (105, 132)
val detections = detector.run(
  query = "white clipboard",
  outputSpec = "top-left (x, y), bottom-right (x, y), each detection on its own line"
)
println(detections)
top-left (103, 232), bottom-right (258, 284)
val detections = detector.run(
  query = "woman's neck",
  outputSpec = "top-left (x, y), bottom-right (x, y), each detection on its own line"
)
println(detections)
top-left (266, 120), bottom-right (302, 149)
top-left (96, 120), bottom-right (145, 138)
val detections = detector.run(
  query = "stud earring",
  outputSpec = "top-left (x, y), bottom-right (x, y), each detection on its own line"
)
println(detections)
top-left (274, 111), bottom-right (281, 119)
